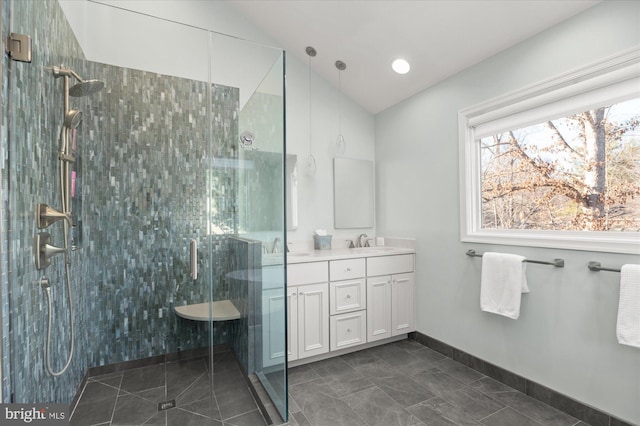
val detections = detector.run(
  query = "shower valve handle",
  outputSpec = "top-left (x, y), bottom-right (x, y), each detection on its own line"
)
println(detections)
top-left (34, 232), bottom-right (67, 270)
top-left (36, 203), bottom-right (71, 229)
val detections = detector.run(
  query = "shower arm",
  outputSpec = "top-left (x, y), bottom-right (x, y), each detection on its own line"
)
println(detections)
top-left (52, 66), bottom-right (84, 84)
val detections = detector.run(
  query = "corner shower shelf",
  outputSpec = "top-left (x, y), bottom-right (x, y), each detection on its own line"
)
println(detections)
top-left (174, 300), bottom-right (241, 321)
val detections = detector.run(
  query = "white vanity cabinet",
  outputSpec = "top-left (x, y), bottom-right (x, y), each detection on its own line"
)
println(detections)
top-left (366, 254), bottom-right (415, 342)
top-left (285, 245), bottom-right (416, 366)
top-left (287, 262), bottom-right (329, 361)
top-left (329, 258), bottom-right (367, 351)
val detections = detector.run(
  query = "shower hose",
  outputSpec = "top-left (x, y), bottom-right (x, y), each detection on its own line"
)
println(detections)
top-left (43, 259), bottom-right (74, 377)
top-left (42, 126), bottom-right (75, 377)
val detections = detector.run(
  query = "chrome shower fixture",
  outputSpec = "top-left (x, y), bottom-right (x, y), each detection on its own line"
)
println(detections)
top-left (34, 232), bottom-right (67, 270)
top-left (33, 64), bottom-right (104, 376)
top-left (64, 109), bottom-right (82, 129)
top-left (240, 130), bottom-right (257, 150)
top-left (69, 80), bottom-right (105, 97)
top-left (52, 65), bottom-right (105, 97)
top-left (36, 203), bottom-right (71, 229)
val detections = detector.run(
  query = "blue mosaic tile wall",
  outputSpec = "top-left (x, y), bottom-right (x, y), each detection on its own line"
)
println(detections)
top-left (2, 0), bottom-right (87, 403)
top-left (1, 0), bottom-right (270, 405)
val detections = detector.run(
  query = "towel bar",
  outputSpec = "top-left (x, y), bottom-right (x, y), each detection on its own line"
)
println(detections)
top-left (466, 249), bottom-right (564, 268)
top-left (587, 261), bottom-right (621, 273)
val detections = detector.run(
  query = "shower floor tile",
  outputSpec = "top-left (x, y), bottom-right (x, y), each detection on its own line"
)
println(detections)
top-left (70, 349), bottom-right (266, 426)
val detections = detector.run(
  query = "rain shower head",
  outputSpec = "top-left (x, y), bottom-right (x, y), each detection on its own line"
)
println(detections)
top-left (69, 80), bottom-right (104, 97)
top-left (52, 65), bottom-right (104, 97)
top-left (63, 110), bottom-right (82, 129)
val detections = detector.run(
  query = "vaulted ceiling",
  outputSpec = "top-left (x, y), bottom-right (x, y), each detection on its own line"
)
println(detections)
top-left (229, 0), bottom-right (600, 114)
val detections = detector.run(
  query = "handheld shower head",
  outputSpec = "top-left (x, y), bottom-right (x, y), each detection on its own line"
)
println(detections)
top-left (63, 110), bottom-right (82, 129)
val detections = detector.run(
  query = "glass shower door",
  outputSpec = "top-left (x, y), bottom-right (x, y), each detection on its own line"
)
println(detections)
top-left (3, 1), bottom-right (286, 425)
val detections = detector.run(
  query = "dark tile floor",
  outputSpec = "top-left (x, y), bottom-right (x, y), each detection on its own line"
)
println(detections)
top-left (70, 339), bottom-right (595, 426)
top-left (70, 349), bottom-right (267, 426)
top-left (287, 340), bottom-right (590, 426)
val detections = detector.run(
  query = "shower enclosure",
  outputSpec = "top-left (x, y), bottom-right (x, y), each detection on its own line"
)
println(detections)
top-left (1, 0), bottom-right (287, 424)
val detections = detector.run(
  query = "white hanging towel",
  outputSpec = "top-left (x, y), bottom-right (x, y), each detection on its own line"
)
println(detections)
top-left (616, 264), bottom-right (640, 348)
top-left (480, 252), bottom-right (529, 319)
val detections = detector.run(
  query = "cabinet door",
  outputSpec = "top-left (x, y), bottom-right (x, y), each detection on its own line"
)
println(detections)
top-left (392, 272), bottom-right (415, 336)
top-left (287, 287), bottom-right (298, 362)
top-left (330, 310), bottom-right (366, 351)
top-left (298, 283), bottom-right (329, 359)
top-left (262, 288), bottom-right (286, 367)
top-left (366, 276), bottom-right (392, 342)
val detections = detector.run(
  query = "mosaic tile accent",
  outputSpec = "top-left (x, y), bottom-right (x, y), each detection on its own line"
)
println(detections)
top-left (0, 0), bottom-right (285, 407)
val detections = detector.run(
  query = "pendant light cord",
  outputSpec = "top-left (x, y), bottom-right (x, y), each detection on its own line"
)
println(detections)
top-left (338, 70), bottom-right (342, 135)
top-left (308, 53), bottom-right (312, 155)
top-left (334, 60), bottom-right (347, 155)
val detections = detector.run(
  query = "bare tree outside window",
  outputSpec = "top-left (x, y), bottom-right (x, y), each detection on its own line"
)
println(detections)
top-left (480, 97), bottom-right (640, 232)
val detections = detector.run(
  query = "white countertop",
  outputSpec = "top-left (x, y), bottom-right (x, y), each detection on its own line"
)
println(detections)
top-left (285, 246), bottom-right (415, 264)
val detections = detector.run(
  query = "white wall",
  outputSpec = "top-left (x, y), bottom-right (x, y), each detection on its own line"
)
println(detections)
top-left (285, 55), bottom-right (376, 241)
top-left (58, 0), bottom-right (376, 244)
top-left (375, 1), bottom-right (640, 423)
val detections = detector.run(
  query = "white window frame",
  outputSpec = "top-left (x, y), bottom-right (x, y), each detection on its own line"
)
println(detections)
top-left (459, 47), bottom-right (640, 254)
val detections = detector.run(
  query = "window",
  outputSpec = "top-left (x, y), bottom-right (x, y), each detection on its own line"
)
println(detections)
top-left (459, 48), bottom-right (640, 254)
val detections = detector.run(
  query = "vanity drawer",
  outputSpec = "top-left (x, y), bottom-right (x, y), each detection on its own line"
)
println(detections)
top-left (330, 258), bottom-right (365, 281)
top-left (330, 278), bottom-right (366, 315)
top-left (287, 262), bottom-right (328, 285)
top-left (367, 254), bottom-right (414, 277)
top-left (330, 310), bottom-right (366, 351)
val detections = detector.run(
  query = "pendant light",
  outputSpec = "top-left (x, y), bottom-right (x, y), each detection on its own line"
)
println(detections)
top-left (304, 46), bottom-right (317, 176)
top-left (335, 60), bottom-right (347, 156)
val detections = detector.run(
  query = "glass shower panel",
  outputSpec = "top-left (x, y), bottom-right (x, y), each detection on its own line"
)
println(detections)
top-left (209, 32), bottom-right (287, 421)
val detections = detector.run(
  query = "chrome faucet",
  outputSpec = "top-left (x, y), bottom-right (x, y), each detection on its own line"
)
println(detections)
top-left (356, 233), bottom-right (368, 248)
top-left (272, 237), bottom-right (281, 253)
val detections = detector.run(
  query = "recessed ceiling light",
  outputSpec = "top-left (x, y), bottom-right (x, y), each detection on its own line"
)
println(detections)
top-left (392, 58), bottom-right (410, 74)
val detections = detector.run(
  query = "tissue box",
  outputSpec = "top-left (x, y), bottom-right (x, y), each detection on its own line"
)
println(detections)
top-left (313, 235), bottom-right (332, 250)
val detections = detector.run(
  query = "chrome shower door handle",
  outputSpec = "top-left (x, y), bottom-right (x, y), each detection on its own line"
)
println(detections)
top-left (190, 239), bottom-right (198, 280)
